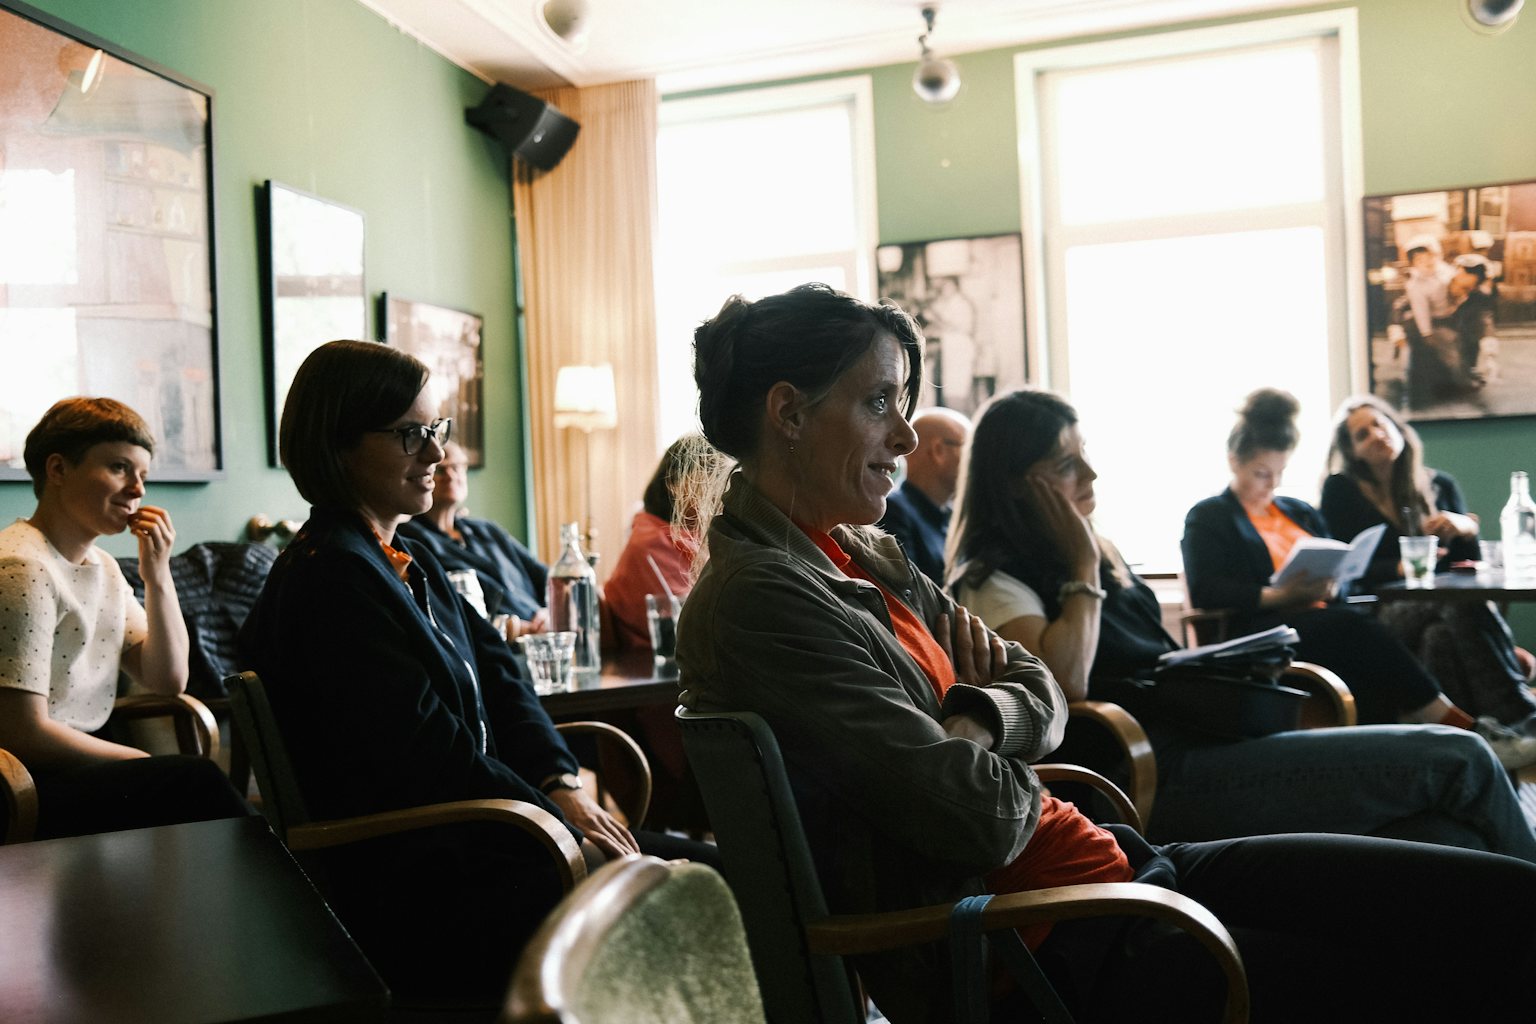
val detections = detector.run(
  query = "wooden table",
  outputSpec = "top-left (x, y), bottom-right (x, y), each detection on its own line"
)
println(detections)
top-left (539, 647), bottom-right (681, 717)
top-left (1373, 570), bottom-right (1536, 604)
top-left (0, 816), bottom-right (388, 1023)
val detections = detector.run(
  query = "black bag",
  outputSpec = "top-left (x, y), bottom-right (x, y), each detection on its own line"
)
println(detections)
top-left (1148, 627), bottom-right (1308, 739)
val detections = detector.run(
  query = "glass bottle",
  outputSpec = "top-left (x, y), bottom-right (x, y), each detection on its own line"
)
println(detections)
top-left (1500, 471), bottom-right (1536, 582)
top-left (547, 522), bottom-right (600, 675)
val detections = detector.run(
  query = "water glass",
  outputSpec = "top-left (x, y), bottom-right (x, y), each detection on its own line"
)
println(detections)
top-left (1398, 535), bottom-right (1436, 588)
top-left (517, 631), bottom-right (577, 695)
top-left (645, 593), bottom-right (677, 666)
top-left (446, 569), bottom-right (489, 619)
top-left (1480, 540), bottom-right (1503, 573)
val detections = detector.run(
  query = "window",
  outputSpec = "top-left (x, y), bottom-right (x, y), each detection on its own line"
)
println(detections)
top-left (654, 78), bottom-right (878, 446)
top-left (1016, 11), bottom-right (1364, 570)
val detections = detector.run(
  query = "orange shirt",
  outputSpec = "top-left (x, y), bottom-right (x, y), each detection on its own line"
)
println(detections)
top-left (1247, 502), bottom-right (1315, 575)
top-left (802, 528), bottom-right (1133, 947)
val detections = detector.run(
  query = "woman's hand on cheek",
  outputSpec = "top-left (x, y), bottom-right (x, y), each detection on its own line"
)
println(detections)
top-left (1027, 476), bottom-right (1099, 578)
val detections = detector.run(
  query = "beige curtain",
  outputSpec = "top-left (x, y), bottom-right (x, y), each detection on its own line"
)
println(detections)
top-left (513, 79), bottom-right (659, 578)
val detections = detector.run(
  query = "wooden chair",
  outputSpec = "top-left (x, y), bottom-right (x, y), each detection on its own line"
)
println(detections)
top-left (676, 707), bottom-right (1248, 1024)
top-left (502, 855), bottom-right (768, 1024)
top-left (225, 671), bottom-right (585, 884)
top-left (0, 692), bottom-right (219, 845)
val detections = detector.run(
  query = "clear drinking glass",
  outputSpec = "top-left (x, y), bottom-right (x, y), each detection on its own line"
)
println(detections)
top-left (1398, 535), bottom-right (1436, 588)
top-left (516, 631), bottom-right (578, 695)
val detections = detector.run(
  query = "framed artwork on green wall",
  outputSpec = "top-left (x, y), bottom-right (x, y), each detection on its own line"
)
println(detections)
top-left (1365, 178), bottom-right (1536, 423)
top-left (381, 294), bottom-right (484, 468)
top-left (259, 180), bottom-right (367, 466)
top-left (876, 234), bottom-right (1027, 417)
top-left (0, 0), bottom-right (222, 481)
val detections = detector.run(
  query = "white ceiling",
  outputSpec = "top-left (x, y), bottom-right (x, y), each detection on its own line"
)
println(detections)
top-left (355, 0), bottom-right (1314, 94)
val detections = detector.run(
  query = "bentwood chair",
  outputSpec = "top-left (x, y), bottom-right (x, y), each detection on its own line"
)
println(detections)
top-left (502, 855), bottom-right (768, 1024)
top-left (677, 707), bottom-right (1248, 1024)
top-left (225, 671), bottom-right (586, 884)
top-left (0, 692), bottom-right (219, 845)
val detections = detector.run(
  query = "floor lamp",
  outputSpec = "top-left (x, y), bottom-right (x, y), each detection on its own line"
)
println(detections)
top-left (553, 363), bottom-right (618, 556)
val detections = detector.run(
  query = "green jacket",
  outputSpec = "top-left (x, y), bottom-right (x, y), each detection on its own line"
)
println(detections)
top-left (677, 472), bottom-right (1065, 1022)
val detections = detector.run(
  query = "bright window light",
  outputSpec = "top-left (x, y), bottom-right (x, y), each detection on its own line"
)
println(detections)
top-left (0, 170), bottom-right (78, 285)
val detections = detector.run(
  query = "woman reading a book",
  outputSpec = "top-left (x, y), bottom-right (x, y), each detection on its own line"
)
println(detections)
top-left (1320, 394), bottom-right (1536, 728)
top-left (949, 387), bottom-right (1536, 854)
top-left (1182, 389), bottom-right (1536, 768)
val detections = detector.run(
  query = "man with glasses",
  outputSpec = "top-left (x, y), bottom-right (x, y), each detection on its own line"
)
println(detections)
top-left (877, 406), bottom-right (971, 583)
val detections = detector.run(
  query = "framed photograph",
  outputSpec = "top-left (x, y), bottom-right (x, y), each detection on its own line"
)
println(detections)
top-left (381, 294), bottom-right (485, 467)
top-left (1364, 179), bottom-right (1536, 422)
top-left (260, 180), bottom-right (366, 464)
top-left (0, 0), bottom-right (221, 480)
top-left (876, 234), bottom-right (1027, 416)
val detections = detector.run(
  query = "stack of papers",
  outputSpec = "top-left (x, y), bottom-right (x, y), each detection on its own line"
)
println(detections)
top-left (1157, 625), bottom-right (1300, 668)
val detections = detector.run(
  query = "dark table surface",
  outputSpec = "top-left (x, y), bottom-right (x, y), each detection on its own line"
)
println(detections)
top-left (1374, 569), bottom-right (1536, 602)
top-left (0, 816), bottom-right (387, 1024)
top-left (539, 647), bottom-right (681, 717)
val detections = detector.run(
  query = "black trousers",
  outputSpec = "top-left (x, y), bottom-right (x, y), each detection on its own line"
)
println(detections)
top-left (1033, 826), bottom-right (1536, 1022)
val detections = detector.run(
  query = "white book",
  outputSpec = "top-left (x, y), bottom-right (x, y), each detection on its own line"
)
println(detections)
top-left (1269, 523), bottom-right (1388, 589)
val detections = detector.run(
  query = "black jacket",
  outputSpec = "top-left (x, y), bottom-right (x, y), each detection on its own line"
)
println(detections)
top-left (1182, 489), bottom-right (1330, 619)
top-left (239, 506), bottom-right (577, 829)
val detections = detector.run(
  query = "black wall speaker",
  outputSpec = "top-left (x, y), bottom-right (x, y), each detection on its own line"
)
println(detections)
top-left (465, 84), bottom-right (580, 172)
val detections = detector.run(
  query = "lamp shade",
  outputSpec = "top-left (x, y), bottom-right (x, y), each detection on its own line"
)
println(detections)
top-left (553, 364), bottom-right (618, 431)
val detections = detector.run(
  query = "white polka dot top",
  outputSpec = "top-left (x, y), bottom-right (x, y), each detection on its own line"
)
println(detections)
top-left (0, 519), bottom-right (148, 733)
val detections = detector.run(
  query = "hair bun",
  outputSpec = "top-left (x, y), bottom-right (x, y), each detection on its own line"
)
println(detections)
top-left (1239, 387), bottom-right (1300, 428)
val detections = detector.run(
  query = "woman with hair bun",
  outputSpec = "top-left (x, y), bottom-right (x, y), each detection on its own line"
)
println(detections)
top-left (1182, 389), bottom-right (1536, 768)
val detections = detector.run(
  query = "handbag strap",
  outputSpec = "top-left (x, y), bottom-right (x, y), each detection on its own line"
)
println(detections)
top-left (949, 894), bottom-right (1075, 1024)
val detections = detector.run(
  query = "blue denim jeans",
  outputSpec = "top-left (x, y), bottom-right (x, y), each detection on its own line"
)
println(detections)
top-left (1142, 723), bottom-right (1536, 863)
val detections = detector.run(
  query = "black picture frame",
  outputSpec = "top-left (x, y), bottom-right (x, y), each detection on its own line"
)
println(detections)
top-left (380, 294), bottom-right (485, 467)
top-left (0, 0), bottom-right (222, 480)
top-left (259, 180), bottom-right (367, 465)
top-left (1363, 177), bottom-right (1536, 423)
top-left (875, 233), bottom-right (1027, 416)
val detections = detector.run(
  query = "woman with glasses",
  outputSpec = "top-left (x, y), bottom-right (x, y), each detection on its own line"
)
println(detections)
top-left (398, 440), bottom-right (551, 640)
top-left (240, 341), bottom-right (710, 1002)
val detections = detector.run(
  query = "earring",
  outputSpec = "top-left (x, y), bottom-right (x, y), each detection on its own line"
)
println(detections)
top-left (788, 441), bottom-right (796, 454)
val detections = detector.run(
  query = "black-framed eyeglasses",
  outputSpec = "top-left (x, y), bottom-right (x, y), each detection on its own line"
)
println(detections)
top-left (367, 417), bottom-right (452, 456)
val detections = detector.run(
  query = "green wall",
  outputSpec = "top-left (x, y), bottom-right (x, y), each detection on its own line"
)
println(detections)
top-left (0, 0), bottom-right (528, 556)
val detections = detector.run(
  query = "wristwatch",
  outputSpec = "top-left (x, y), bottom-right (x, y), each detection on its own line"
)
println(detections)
top-left (1058, 580), bottom-right (1107, 604)
top-left (540, 772), bottom-right (584, 794)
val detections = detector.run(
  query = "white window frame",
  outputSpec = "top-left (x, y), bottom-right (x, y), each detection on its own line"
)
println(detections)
top-left (1013, 9), bottom-right (1368, 401)
top-left (657, 75), bottom-right (880, 300)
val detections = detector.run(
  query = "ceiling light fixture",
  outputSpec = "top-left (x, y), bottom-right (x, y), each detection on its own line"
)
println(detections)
top-left (912, 6), bottom-right (961, 105)
top-left (1463, 0), bottom-right (1524, 33)
top-left (540, 0), bottom-right (590, 49)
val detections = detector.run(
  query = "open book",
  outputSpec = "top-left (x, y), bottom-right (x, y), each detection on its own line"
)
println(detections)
top-left (1269, 523), bottom-right (1387, 590)
top-left (1158, 624), bottom-right (1300, 668)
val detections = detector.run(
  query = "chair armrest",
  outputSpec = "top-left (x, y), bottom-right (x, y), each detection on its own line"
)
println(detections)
top-left (287, 798), bottom-right (586, 890)
top-left (1282, 661), bottom-right (1357, 728)
top-left (111, 693), bottom-right (220, 760)
top-left (1181, 608), bottom-right (1234, 646)
top-left (1034, 762), bottom-right (1143, 834)
top-left (554, 720), bottom-right (653, 827)
top-left (0, 746), bottom-right (38, 845)
top-left (806, 882), bottom-right (1248, 1024)
top-left (1065, 700), bottom-right (1157, 825)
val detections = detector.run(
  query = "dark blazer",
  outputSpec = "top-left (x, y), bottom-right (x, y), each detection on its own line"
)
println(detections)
top-left (1182, 489), bottom-right (1330, 619)
top-left (240, 506), bottom-right (577, 828)
top-left (877, 479), bottom-right (950, 583)
top-left (397, 514), bottom-right (548, 621)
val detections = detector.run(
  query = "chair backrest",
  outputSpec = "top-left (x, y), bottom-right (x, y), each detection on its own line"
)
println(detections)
top-left (225, 670), bottom-right (312, 839)
top-left (503, 855), bottom-right (767, 1024)
top-left (675, 708), bottom-right (863, 1024)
